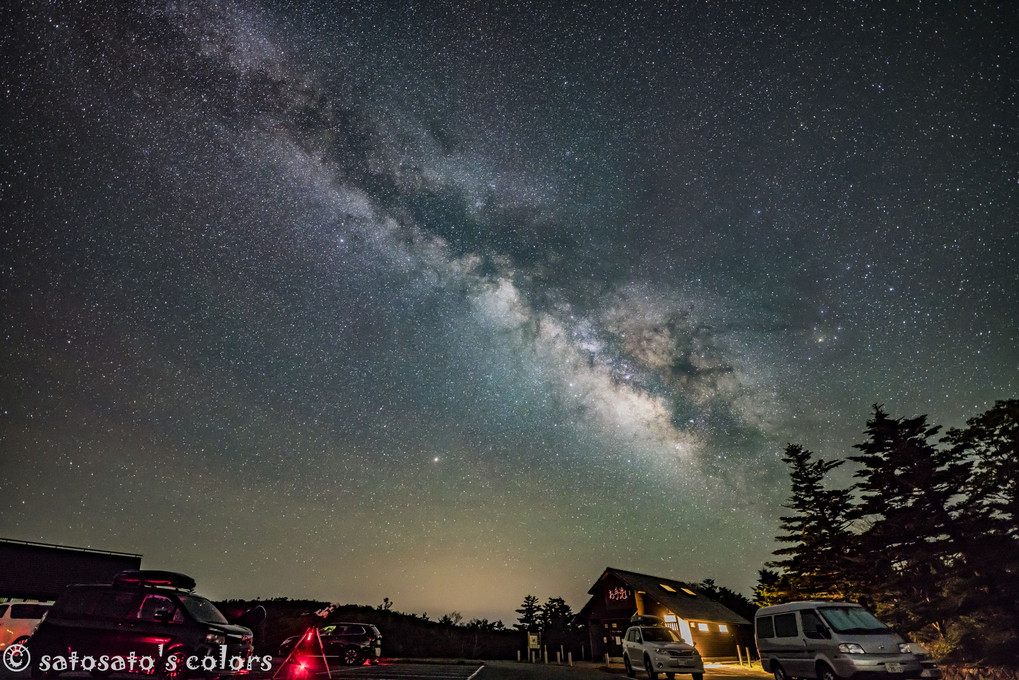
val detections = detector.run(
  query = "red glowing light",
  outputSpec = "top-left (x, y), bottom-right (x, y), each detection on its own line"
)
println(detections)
top-left (136, 637), bottom-right (173, 645)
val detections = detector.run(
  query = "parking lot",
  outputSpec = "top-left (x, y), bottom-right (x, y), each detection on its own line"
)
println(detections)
top-left (250, 659), bottom-right (770, 680)
top-left (0, 657), bottom-right (769, 680)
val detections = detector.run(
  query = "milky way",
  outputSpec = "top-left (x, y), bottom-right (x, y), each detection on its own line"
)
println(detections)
top-left (3, 1), bottom-right (1016, 621)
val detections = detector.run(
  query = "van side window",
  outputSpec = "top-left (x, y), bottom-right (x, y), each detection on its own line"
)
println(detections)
top-left (756, 616), bottom-right (775, 638)
top-left (801, 610), bottom-right (826, 639)
top-left (774, 613), bottom-right (798, 637)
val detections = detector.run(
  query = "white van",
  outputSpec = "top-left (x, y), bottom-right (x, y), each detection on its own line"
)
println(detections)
top-left (754, 602), bottom-right (941, 680)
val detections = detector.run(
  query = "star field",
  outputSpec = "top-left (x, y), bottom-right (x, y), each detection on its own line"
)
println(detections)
top-left (2, 0), bottom-right (1016, 622)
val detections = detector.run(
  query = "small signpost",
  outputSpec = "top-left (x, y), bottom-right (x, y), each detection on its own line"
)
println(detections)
top-left (527, 633), bottom-right (540, 662)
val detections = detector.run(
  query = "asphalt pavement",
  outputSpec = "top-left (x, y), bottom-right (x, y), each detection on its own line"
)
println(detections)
top-left (0, 657), bottom-right (771, 680)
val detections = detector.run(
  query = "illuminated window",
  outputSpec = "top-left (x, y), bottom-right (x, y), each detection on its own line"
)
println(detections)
top-left (681, 588), bottom-right (697, 597)
top-left (719, 625), bottom-right (728, 633)
top-left (663, 614), bottom-right (677, 623)
top-left (659, 584), bottom-right (677, 592)
top-left (698, 623), bottom-right (709, 631)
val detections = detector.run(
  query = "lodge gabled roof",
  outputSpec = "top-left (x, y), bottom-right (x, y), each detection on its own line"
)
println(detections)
top-left (586, 567), bottom-right (750, 625)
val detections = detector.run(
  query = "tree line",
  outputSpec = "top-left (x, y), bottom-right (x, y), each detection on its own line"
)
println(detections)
top-left (756, 399), bottom-right (1018, 665)
top-left (514, 595), bottom-right (587, 655)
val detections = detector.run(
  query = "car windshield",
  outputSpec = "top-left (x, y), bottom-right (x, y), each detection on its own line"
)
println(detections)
top-left (180, 595), bottom-right (228, 624)
top-left (641, 627), bottom-right (681, 642)
top-left (818, 606), bottom-right (889, 634)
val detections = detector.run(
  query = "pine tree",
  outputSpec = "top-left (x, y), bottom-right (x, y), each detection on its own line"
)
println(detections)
top-left (768, 444), bottom-right (853, 601)
top-left (538, 596), bottom-right (574, 634)
top-left (944, 399), bottom-right (1019, 546)
top-left (847, 405), bottom-right (971, 637)
top-left (697, 579), bottom-right (756, 620)
top-left (941, 399), bottom-right (1019, 663)
top-left (538, 596), bottom-right (580, 653)
top-left (753, 568), bottom-right (789, 607)
top-left (514, 594), bottom-right (541, 632)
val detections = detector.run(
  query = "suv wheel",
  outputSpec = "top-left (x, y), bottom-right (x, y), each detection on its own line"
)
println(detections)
top-left (160, 647), bottom-right (191, 680)
top-left (624, 655), bottom-right (635, 678)
top-left (644, 655), bottom-right (658, 680)
top-left (773, 664), bottom-right (787, 680)
top-left (342, 647), bottom-right (362, 666)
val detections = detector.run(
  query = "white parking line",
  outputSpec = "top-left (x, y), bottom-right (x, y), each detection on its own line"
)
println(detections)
top-left (323, 664), bottom-right (486, 680)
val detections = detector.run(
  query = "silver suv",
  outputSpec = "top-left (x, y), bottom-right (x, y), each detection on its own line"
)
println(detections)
top-left (622, 625), bottom-right (704, 680)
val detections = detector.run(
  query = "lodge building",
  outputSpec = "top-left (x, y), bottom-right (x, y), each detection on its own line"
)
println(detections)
top-left (579, 567), bottom-right (752, 661)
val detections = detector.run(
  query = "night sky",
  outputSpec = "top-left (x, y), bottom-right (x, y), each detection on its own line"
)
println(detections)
top-left (3, 1), bottom-right (1016, 623)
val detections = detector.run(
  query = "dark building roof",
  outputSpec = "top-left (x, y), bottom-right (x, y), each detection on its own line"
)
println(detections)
top-left (0, 538), bottom-right (142, 600)
top-left (585, 567), bottom-right (750, 626)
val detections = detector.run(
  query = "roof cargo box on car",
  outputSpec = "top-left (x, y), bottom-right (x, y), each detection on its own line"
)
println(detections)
top-left (112, 570), bottom-right (197, 590)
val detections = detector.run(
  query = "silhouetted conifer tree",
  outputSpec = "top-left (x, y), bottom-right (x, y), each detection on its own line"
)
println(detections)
top-left (847, 406), bottom-right (970, 639)
top-left (941, 399), bottom-right (1019, 664)
top-left (514, 594), bottom-right (541, 632)
top-left (769, 444), bottom-right (853, 601)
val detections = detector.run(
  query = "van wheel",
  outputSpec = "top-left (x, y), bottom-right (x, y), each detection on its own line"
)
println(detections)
top-left (645, 656), bottom-right (658, 680)
top-left (817, 664), bottom-right (840, 680)
top-left (624, 656), bottom-right (635, 678)
top-left (773, 664), bottom-right (787, 680)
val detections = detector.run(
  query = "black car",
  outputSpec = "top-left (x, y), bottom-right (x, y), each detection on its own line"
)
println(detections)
top-left (278, 622), bottom-right (381, 665)
top-left (28, 570), bottom-right (256, 680)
